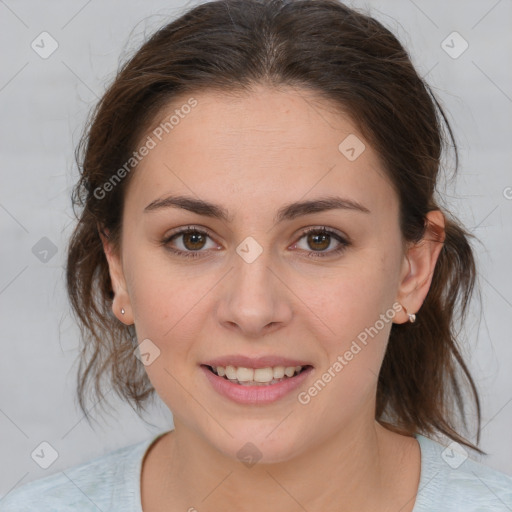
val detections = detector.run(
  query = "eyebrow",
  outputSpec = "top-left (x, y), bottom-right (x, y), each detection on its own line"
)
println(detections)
top-left (144, 194), bottom-right (370, 223)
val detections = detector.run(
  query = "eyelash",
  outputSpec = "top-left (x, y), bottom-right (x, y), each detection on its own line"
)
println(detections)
top-left (161, 225), bottom-right (351, 260)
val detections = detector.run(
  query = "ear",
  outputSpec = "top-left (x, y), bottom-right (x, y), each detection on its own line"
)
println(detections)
top-left (394, 210), bottom-right (446, 324)
top-left (98, 225), bottom-right (134, 325)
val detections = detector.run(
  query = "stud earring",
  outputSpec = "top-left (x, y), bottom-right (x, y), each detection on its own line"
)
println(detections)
top-left (121, 308), bottom-right (125, 315)
top-left (401, 304), bottom-right (416, 323)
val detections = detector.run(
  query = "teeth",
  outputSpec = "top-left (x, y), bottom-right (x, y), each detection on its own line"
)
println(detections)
top-left (225, 365), bottom-right (237, 380)
top-left (284, 367), bottom-right (295, 377)
top-left (212, 365), bottom-right (305, 384)
top-left (237, 367), bottom-right (254, 382)
top-left (253, 367), bottom-right (274, 382)
top-left (273, 366), bottom-right (285, 379)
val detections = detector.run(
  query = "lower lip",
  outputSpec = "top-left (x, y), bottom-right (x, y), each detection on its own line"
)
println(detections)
top-left (200, 365), bottom-right (314, 405)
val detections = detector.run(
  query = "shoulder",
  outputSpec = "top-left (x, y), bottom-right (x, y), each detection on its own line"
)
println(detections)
top-left (413, 433), bottom-right (512, 512)
top-left (0, 435), bottom-right (157, 512)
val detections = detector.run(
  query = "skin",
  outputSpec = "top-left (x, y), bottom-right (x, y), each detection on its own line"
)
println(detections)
top-left (101, 84), bottom-right (445, 512)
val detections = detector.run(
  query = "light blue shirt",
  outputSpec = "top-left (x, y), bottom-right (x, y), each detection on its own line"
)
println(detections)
top-left (1, 431), bottom-right (511, 511)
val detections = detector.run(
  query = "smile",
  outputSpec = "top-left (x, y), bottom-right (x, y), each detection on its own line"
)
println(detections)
top-left (207, 364), bottom-right (307, 385)
top-left (200, 364), bottom-right (314, 404)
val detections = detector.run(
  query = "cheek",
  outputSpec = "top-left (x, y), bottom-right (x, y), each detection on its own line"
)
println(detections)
top-left (305, 286), bottom-right (394, 418)
top-left (123, 247), bottom-right (195, 341)
top-left (124, 252), bottom-right (208, 410)
top-left (302, 248), bottom-right (400, 382)
top-left (309, 255), bottom-right (397, 334)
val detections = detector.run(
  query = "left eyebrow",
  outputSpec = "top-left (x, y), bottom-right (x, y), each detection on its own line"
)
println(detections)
top-left (143, 194), bottom-right (371, 223)
top-left (275, 196), bottom-right (371, 222)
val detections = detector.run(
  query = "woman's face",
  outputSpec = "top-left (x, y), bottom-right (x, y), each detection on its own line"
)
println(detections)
top-left (107, 84), bottom-right (413, 462)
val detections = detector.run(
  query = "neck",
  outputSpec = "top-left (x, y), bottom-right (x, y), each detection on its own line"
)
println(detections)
top-left (144, 414), bottom-right (419, 512)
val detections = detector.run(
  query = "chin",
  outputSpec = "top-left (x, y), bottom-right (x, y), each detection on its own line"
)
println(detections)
top-left (207, 422), bottom-right (308, 466)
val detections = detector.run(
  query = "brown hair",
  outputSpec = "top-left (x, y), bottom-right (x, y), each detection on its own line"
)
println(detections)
top-left (67, 0), bottom-right (484, 453)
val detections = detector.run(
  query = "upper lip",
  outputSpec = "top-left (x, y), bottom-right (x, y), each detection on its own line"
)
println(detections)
top-left (202, 355), bottom-right (313, 369)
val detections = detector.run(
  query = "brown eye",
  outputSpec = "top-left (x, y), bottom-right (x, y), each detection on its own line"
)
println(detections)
top-left (181, 230), bottom-right (207, 251)
top-left (306, 230), bottom-right (331, 251)
top-left (162, 226), bottom-right (218, 259)
top-left (294, 226), bottom-right (350, 259)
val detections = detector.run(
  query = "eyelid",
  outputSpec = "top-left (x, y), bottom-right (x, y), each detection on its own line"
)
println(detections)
top-left (163, 224), bottom-right (348, 242)
top-left (162, 225), bottom-right (221, 249)
top-left (163, 224), bottom-right (216, 239)
top-left (162, 224), bottom-right (350, 259)
top-left (291, 226), bottom-right (350, 257)
top-left (294, 225), bottom-right (350, 243)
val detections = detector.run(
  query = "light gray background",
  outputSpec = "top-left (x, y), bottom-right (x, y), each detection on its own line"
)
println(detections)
top-left (1, 0), bottom-right (511, 498)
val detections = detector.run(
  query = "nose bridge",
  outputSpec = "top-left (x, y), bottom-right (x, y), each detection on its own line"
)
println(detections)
top-left (231, 243), bottom-right (276, 311)
top-left (217, 240), bottom-right (291, 336)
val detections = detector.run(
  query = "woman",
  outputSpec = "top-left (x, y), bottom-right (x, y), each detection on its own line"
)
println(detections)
top-left (1, 0), bottom-right (510, 510)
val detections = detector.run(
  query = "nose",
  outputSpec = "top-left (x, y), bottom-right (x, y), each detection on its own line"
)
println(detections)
top-left (216, 250), bottom-right (293, 339)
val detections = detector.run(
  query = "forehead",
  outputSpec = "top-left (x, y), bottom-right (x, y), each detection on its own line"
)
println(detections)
top-left (125, 85), bottom-right (396, 218)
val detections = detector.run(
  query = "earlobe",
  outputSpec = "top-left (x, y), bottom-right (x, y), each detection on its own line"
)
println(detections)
top-left (98, 225), bottom-right (134, 325)
top-left (394, 210), bottom-right (446, 324)
top-left (399, 303), bottom-right (416, 324)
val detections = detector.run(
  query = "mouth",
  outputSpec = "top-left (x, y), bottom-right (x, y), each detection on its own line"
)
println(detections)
top-left (202, 364), bottom-right (313, 386)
